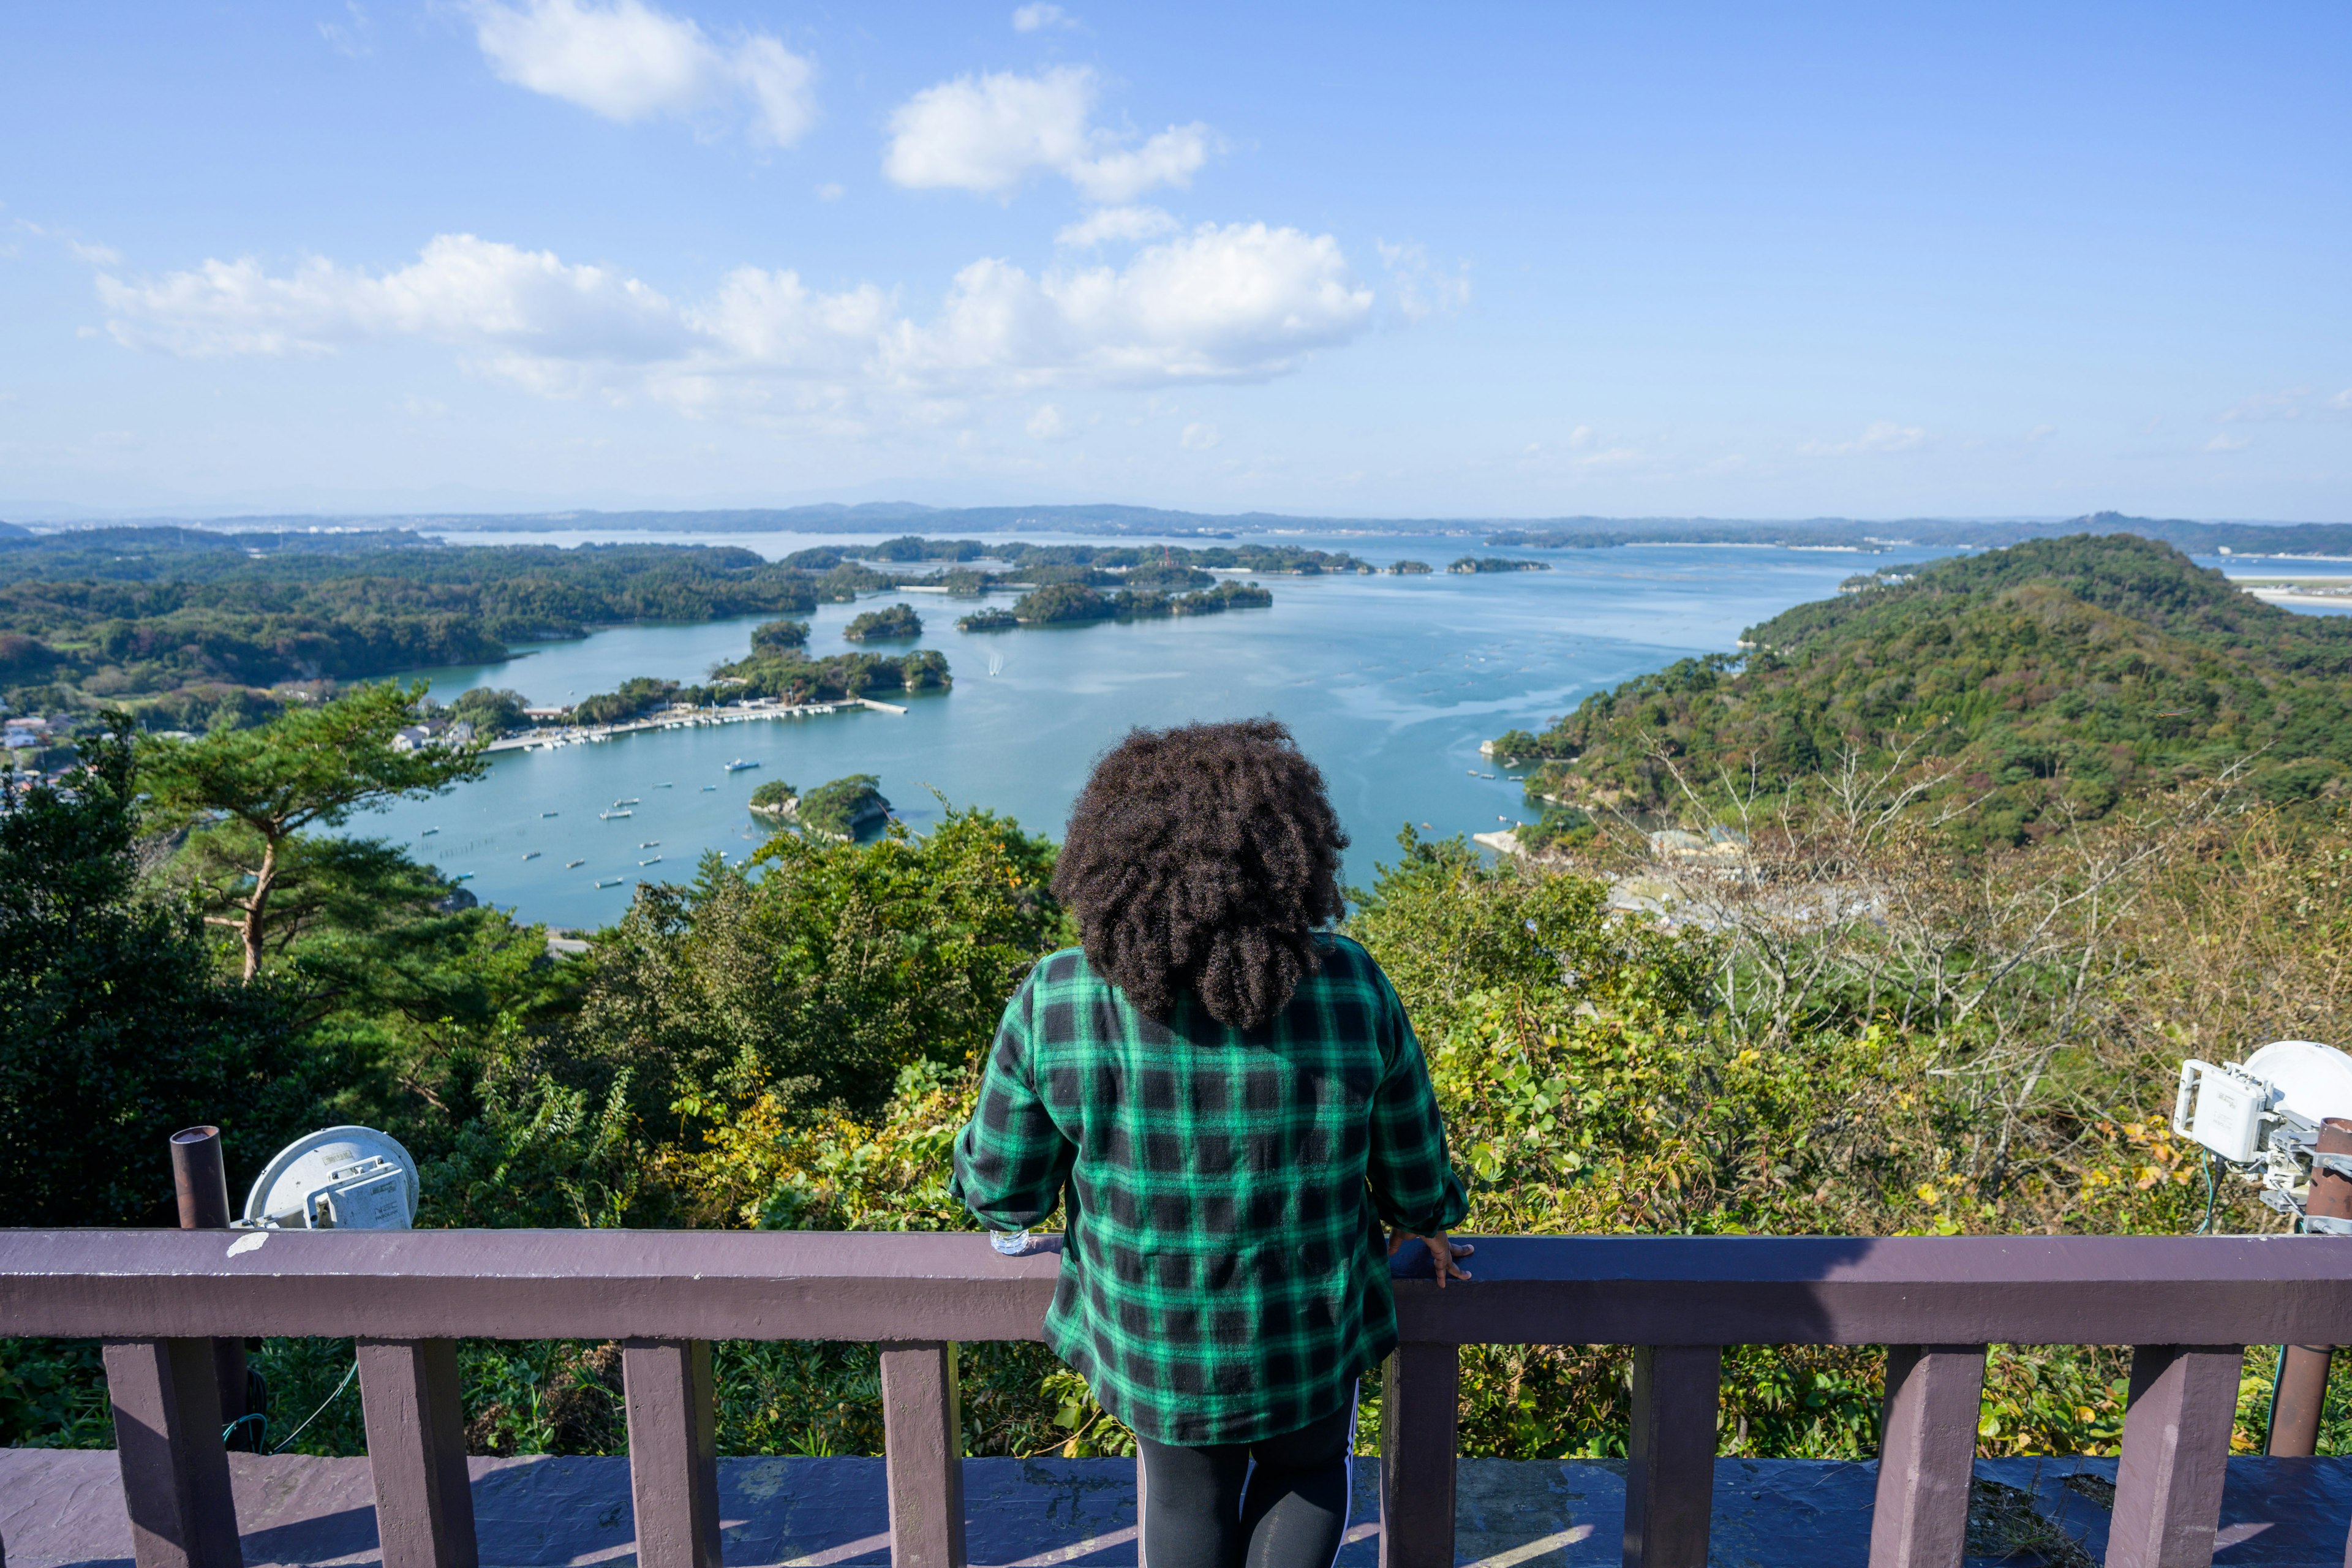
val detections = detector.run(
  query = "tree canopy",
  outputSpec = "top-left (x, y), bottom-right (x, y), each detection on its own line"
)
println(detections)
top-left (0, 717), bottom-right (310, 1226)
top-left (140, 682), bottom-right (486, 977)
top-left (1507, 534), bottom-right (2352, 843)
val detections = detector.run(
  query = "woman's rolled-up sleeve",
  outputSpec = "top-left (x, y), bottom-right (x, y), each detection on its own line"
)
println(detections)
top-left (951, 979), bottom-right (1076, 1231)
top-left (1363, 966), bottom-right (1471, 1237)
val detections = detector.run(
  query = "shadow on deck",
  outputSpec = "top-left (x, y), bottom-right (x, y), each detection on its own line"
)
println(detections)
top-left (7, 1450), bottom-right (2352, 1568)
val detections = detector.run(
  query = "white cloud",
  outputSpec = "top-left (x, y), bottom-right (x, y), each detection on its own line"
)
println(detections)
top-left (1799, 420), bottom-right (1927, 456)
top-left (1055, 205), bottom-right (1178, 247)
top-left (94, 222), bottom-right (1373, 406)
top-left (471, 0), bottom-right (816, 146)
top-left (815, 182), bottom-right (845, 202)
top-left (883, 67), bottom-right (1210, 202)
top-left (1180, 421), bottom-right (1219, 451)
top-left (1011, 3), bottom-right (1076, 31)
top-left (1026, 404), bottom-right (1067, 438)
top-left (2025, 423), bottom-right (2057, 443)
top-left (320, 1), bottom-right (373, 58)
top-left (94, 235), bottom-right (690, 369)
top-left (2327, 388), bottom-right (2352, 412)
top-left (883, 222), bottom-right (1373, 389)
top-left (2220, 386), bottom-right (2310, 423)
top-left (2204, 432), bottom-right (2251, 453)
top-left (1375, 240), bottom-right (1471, 321)
top-left (1069, 127), bottom-right (1212, 204)
top-left (690, 265), bottom-right (892, 374)
top-left (20, 221), bottom-right (122, 267)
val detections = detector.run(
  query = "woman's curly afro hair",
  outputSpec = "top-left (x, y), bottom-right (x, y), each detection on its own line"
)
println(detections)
top-left (1053, 718), bottom-right (1348, 1031)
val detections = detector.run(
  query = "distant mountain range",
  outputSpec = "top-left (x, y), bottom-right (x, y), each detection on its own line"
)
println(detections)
top-left (5, 505), bottom-right (2350, 557)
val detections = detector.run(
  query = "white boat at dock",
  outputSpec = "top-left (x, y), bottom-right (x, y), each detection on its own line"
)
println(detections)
top-left (600, 810), bottom-right (633, 820)
top-left (565, 859), bottom-right (584, 868)
top-left (639, 856), bottom-right (662, 866)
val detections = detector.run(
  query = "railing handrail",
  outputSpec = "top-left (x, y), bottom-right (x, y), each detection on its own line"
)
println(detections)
top-left (4, 1229), bottom-right (2351, 1344)
top-left (18, 1230), bottom-right (2348, 1568)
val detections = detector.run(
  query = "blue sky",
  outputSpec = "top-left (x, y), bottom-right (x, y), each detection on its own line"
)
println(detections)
top-left (2, 3), bottom-right (2346, 520)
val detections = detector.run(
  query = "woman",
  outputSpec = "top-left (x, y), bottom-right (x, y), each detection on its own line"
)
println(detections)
top-left (952, 719), bottom-right (1472, 1568)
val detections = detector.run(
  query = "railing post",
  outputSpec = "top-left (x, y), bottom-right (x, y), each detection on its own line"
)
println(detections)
top-left (102, 1337), bottom-right (243, 1568)
top-left (1623, 1345), bottom-right (1719, 1568)
top-left (1868, 1344), bottom-right (1986, 1568)
top-left (881, 1341), bottom-right (968, 1568)
top-left (622, 1339), bottom-right (722, 1568)
top-left (357, 1338), bottom-right (478, 1568)
top-left (2107, 1344), bottom-right (2243, 1568)
top-left (1379, 1342), bottom-right (1458, 1568)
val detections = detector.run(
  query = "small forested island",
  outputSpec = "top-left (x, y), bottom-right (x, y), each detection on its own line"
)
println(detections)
top-left (1449, 556), bottom-right (1551, 574)
top-left (1011, 579), bottom-right (1273, 625)
top-left (704, 638), bottom-right (948, 706)
top-left (796, 774), bottom-right (891, 838)
top-left (843, 603), bottom-right (922, 641)
top-left (749, 617), bottom-right (810, 653)
top-left (1494, 533), bottom-right (2352, 850)
top-left (560, 622), bottom-right (951, 727)
top-left (746, 773), bottom-right (890, 839)
top-left (956, 608), bottom-right (1019, 632)
top-left (1390, 559), bottom-right (1433, 575)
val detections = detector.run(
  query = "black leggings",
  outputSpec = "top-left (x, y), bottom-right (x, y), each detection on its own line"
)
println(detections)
top-left (1138, 1395), bottom-right (1355, 1568)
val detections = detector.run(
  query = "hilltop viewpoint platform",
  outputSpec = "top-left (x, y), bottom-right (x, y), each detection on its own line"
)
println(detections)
top-left (6, 1450), bottom-right (2352, 1568)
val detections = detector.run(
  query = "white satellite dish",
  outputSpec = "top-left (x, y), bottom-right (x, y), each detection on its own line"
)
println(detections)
top-left (241, 1125), bottom-right (419, 1231)
top-left (2237, 1041), bottom-right (2352, 1133)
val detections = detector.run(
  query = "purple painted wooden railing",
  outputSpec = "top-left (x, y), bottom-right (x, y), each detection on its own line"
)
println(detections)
top-left (4, 1229), bottom-right (2350, 1568)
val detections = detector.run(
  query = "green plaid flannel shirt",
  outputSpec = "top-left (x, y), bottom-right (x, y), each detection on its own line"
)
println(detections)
top-left (950, 934), bottom-right (1469, 1446)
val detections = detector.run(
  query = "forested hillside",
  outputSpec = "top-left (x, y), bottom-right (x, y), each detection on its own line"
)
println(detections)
top-left (0, 529), bottom-right (1378, 733)
top-left (1504, 535), bottom-right (2352, 843)
top-left (0, 529), bottom-right (824, 727)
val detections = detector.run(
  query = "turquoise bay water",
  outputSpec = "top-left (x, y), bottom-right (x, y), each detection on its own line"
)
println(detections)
top-left (365, 533), bottom-right (2328, 929)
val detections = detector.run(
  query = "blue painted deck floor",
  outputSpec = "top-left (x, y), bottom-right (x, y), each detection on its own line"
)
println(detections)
top-left (5, 1450), bottom-right (2351, 1567)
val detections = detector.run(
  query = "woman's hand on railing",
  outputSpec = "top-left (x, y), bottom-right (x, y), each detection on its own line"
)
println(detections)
top-left (1388, 1228), bottom-right (1475, 1287)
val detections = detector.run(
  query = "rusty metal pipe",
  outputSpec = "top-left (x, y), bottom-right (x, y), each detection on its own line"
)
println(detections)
top-left (2268, 1115), bottom-right (2352, 1456)
top-left (168, 1125), bottom-right (252, 1446)
top-left (170, 1125), bottom-right (233, 1230)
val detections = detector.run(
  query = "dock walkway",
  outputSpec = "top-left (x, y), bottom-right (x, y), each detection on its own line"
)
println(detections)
top-left (484, 696), bottom-right (906, 755)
